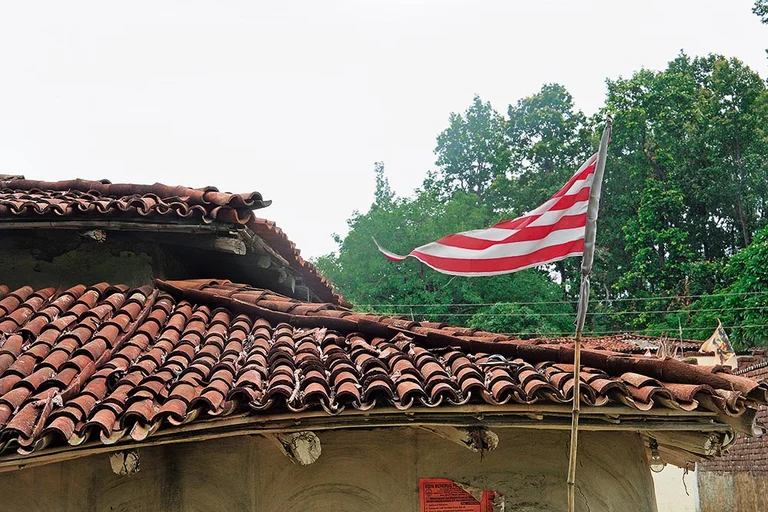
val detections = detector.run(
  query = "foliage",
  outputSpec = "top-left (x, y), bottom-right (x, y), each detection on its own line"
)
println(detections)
top-left (598, 54), bottom-right (768, 338)
top-left (316, 54), bottom-right (768, 346)
top-left (433, 96), bottom-right (510, 205)
top-left (466, 269), bottom-right (574, 336)
top-left (755, 0), bottom-right (768, 24)
top-left (505, 83), bottom-right (593, 213)
top-left (687, 225), bottom-right (768, 349)
top-left (315, 162), bottom-right (574, 335)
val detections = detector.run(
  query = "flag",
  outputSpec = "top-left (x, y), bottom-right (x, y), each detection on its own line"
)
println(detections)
top-left (699, 319), bottom-right (736, 364)
top-left (375, 153), bottom-right (599, 276)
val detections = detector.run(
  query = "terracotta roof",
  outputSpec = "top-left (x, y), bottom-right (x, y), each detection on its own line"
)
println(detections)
top-left (249, 218), bottom-right (347, 306)
top-left (0, 279), bottom-right (765, 458)
top-left (0, 177), bottom-right (270, 224)
top-left (0, 177), bottom-right (345, 306)
top-left (522, 334), bottom-right (703, 354)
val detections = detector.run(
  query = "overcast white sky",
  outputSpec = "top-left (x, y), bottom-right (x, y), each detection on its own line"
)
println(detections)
top-left (0, 1), bottom-right (765, 258)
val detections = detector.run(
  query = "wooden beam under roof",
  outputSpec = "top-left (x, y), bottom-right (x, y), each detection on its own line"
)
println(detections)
top-left (0, 404), bottom-right (730, 474)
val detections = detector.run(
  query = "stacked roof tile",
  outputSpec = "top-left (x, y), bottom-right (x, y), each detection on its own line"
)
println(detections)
top-left (522, 333), bottom-right (703, 354)
top-left (0, 177), bottom-right (269, 224)
top-left (0, 279), bottom-right (765, 457)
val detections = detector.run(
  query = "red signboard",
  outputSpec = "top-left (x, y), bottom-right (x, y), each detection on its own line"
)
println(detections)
top-left (419, 478), bottom-right (501, 512)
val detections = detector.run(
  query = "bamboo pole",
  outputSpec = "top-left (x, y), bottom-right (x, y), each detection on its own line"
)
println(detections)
top-left (567, 116), bottom-right (613, 512)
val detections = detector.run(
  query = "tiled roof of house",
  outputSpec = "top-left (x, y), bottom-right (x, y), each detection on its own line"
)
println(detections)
top-left (522, 334), bottom-right (703, 354)
top-left (0, 177), bottom-right (270, 224)
top-left (0, 176), bottom-right (344, 305)
top-left (0, 279), bottom-right (765, 458)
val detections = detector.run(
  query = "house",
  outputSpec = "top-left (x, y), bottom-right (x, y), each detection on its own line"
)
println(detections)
top-left (522, 333), bottom-right (704, 356)
top-left (0, 176), bottom-right (766, 512)
top-left (529, 333), bottom-right (751, 369)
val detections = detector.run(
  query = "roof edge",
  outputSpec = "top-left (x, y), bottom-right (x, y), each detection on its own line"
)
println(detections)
top-left (1, 177), bottom-right (271, 210)
top-left (0, 404), bottom-right (724, 474)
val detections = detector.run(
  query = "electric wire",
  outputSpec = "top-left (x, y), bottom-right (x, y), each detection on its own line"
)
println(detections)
top-left (494, 323), bottom-right (768, 338)
top-left (354, 290), bottom-right (768, 308)
top-left (362, 305), bottom-right (768, 318)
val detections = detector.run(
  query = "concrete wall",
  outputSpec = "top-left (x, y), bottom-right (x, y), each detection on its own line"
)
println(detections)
top-left (652, 466), bottom-right (699, 512)
top-left (0, 229), bottom-right (309, 299)
top-left (0, 428), bottom-right (657, 512)
top-left (697, 472), bottom-right (768, 512)
top-left (0, 232), bottom-right (167, 289)
top-left (692, 355), bottom-right (737, 370)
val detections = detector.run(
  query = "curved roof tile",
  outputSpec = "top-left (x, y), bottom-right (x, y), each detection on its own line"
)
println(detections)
top-left (0, 279), bottom-right (764, 458)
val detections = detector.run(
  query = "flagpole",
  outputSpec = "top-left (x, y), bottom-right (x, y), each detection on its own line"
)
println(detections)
top-left (567, 116), bottom-right (613, 512)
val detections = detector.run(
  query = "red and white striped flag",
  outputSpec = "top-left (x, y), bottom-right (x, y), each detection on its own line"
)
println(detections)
top-left (375, 153), bottom-right (599, 276)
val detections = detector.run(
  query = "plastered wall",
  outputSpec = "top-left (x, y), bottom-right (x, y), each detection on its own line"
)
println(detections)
top-left (0, 427), bottom-right (657, 512)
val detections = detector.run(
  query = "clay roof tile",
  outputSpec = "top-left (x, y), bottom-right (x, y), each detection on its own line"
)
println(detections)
top-left (0, 280), bottom-right (763, 460)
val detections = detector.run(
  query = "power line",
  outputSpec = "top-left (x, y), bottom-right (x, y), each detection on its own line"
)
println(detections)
top-left (372, 305), bottom-right (768, 318)
top-left (495, 323), bottom-right (768, 338)
top-left (354, 290), bottom-right (768, 309)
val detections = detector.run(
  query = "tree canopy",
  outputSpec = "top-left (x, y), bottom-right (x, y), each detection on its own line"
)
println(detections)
top-left (755, 0), bottom-right (768, 24)
top-left (315, 51), bottom-right (768, 348)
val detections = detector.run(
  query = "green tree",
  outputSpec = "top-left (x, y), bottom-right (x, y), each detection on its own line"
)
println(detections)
top-left (688, 224), bottom-right (768, 348)
top-left (599, 53), bottom-right (768, 333)
top-left (315, 162), bottom-right (574, 335)
top-left (467, 269), bottom-right (574, 336)
top-left (318, 57), bottom-right (768, 343)
top-left (434, 96), bottom-right (510, 205)
top-left (754, 0), bottom-right (768, 23)
top-left (506, 83), bottom-right (593, 212)
top-left (696, 55), bottom-right (768, 247)
top-left (617, 181), bottom-right (695, 320)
